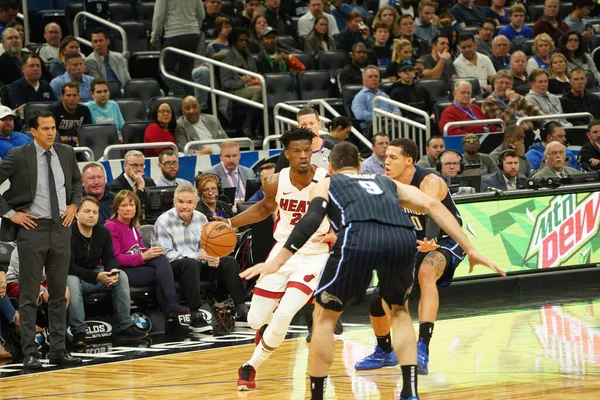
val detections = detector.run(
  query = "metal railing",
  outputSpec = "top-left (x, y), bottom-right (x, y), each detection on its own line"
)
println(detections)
top-left (443, 119), bottom-right (506, 136)
top-left (183, 138), bottom-right (255, 155)
top-left (516, 112), bottom-right (594, 127)
top-left (74, 146), bottom-right (95, 161)
top-left (159, 47), bottom-right (269, 138)
top-left (102, 142), bottom-right (178, 160)
top-left (74, 12), bottom-right (129, 55)
top-left (372, 97), bottom-right (431, 152)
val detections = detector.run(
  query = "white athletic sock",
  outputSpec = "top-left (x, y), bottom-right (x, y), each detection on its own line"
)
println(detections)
top-left (247, 341), bottom-right (274, 370)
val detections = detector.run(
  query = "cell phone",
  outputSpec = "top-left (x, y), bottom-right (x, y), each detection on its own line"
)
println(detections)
top-left (108, 270), bottom-right (120, 276)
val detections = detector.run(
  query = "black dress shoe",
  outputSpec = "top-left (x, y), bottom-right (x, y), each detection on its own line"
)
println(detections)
top-left (48, 350), bottom-right (82, 366)
top-left (23, 353), bottom-right (43, 369)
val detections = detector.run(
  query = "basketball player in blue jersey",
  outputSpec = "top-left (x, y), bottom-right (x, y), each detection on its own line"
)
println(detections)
top-left (241, 141), bottom-right (503, 400)
top-left (354, 138), bottom-right (506, 375)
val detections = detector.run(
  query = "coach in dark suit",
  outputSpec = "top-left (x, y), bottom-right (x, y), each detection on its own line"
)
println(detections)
top-left (108, 150), bottom-right (156, 200)
top-left (0, 111), bottom-right (82, 369)
top-left (481, 149), bottom-right (527, 192)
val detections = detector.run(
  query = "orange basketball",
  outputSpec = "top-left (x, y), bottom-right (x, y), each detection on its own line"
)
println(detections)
top-left (201, 221), bottom-right (237, 258)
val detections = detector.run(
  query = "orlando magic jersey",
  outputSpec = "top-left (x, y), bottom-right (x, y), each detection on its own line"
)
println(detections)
top-left (327, 173), bottom-right (414, 231)
top-left (407, 166), bottom-right (462, 240)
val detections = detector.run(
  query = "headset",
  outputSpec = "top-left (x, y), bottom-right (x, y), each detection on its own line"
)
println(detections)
top-left (194, 172), bottom-right (223, 197)
top-left (436, 149), bottom-right (464, 174)
top-left (497, 149), bottom-right (519, 171)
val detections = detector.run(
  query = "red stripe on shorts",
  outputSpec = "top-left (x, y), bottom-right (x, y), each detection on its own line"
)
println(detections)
top-left (253, 287), bottom-right (285, 299)
top-left (286, 281), bottom-right (313, 296)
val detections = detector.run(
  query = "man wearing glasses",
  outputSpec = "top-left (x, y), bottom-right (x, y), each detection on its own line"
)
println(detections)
top-left (109, 150), bottom-right (156, 197)
top-left (156, 149), bottom-right (190, 187)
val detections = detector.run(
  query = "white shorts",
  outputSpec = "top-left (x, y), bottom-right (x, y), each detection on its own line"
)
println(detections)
top-left (253, 242), bottom-right (329, 299)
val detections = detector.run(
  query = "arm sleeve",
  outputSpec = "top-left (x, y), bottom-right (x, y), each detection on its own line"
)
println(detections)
top-left (283, 197), bottom-right (328, 253)
top-left (151, 0), bottom-right (166, 42)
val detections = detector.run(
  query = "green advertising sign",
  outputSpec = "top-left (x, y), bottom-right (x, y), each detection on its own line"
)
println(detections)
top-left (455, 191), bottom-right (600, 278)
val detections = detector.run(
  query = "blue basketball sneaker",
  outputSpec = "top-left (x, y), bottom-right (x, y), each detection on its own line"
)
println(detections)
top-left (354, 346), bottom-right (398, 370)
top-left (417, 339), bottom-right (429, 375)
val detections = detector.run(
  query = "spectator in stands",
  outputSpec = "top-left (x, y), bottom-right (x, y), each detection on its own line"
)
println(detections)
top-left (560, 30), bottom-right (600, 87)
top-left (9, 53), bottom-right (56, 111)
top-left (0, 0), bottom-right (17, 39)
top-left (485, 0), bottom-right (510, 25)
top-left (367, 24), bottom-right (392, 67)
top-left (389, 60), bottom-right (434, 117)
top-left (49, 36), bottom-right (82, 79)
top-left (153, 183), bottom-right (249, 329)
top-left (206, 17), bottom-right (232, 61)
top-left (0, 19), bottom-right (24, 57)
top-left (82, 162), bottom-right (115, 225)
top-left (440, 25), bottom-right (461, 60)
top-left (108, 150), bottom-right (157, 196)
top-left (335, 10), bottom-right (372, 54)
top-left (525, 69), bottom-right (570, 126)
top-left (324, 115), bottom-right (352, 147)
top-left (330, 0), bottom-right (348, 32)
top-left (526, 33), bottom-right (554, 74)
top-left (490, 124), bottom-right (532, 176)
top-left (361, 132), bottom-right (389, 174)
top-left (386, 39), bottom-right (413, 82)
top-left (510, 50), bottom-right (531, 95)
top-left (156, 149), bottom-right (189, 187)
top-left (219, 28), bottom-right (262, 138)
top-left (482, 70), bottom-right (544, 131)
top-left (50, 82), bottom-right (92, 147)
top-left (481, 149), bottom-right (527, 191)
top-left (202, 0), bottom-right (226, 38)
top-left (0, 105), bottom-right (31, 159)
top-left (526, 121), bottom-right (579, 171)
top-left (176, 96), bottom-right (226, 155)
top-left (194, 172), bottom-right (234, 219)
top-left (68, 196), bottom-right (147, 347)
top-left (50, 52), bottom-right (94, 102)
top-left (105, 190), bottom-right (188, 318)
top-left (372, 5), bottom-right (400, 45)
top-left (415, 135), bottom-right (445, 169)
top-left (532, 141), bottom-right (581, 179)
top-left (474, 18), bottom-right (497, 58)
top-left (151, 0), bottom-right (205, 96)
top-left (351, 66), bottom-right (400, 133)
top-left (143, 102), bottom-right (177, 157)
top-left (533, 0), bottom-right (570, 47)
top-left (415, 1), bottom-right (440, 46)
top-left (339, 42), bottom-right (367, 88)
top-left (498, 3), bottom-right (533, 50)
top-left (398, 14), bottom-right (429, 60)
top-left (579, 120), bottom-right (600, 170)
top-left (248, 13), bottom-right (268, 54)
top-left (490, 35), bottom-right (511, 71)
top-left (205, 140), bottom-right (255, 202)
top-left (450, 0), bottom-right (486, 28)
top-left (560, 68), bottom-right (600, 125)
top-left (453, 33), bottom-right (496, 94)
top-left (235, 0), bottom-right (260, 30)
top-left (461, 134), bottom-right (499, 175)
top-left (37, 23), bottom-right (62, 64)
top-left (548, 53), bottom-right (571, 94)
top-left (421, 35), bottom-right (456, 82)
top-left (437, 150), bottom-right (464, 181)
top-left (0, 27), bottom-right (23, 85)
top-left (264, 0), bottom-right (293, 36)
top-left (246, 162), bottom-right (275, 202)
top-left (85, 78), bottom-right (125, 139)
top-left (256, 27), bottom-right (303, 76)
top-left (85, 29), bottom-right (131, 89)
top-left (304, 15), bottom-right (337, 58)
top-left (441, 80), bottom-right (495, 136)
top-left (298, 0), bottom-right (339, 37)
top-left (565, 0), bottom-right (595, 34)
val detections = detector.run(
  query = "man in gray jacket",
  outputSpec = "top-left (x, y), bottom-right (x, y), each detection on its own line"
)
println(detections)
top-left (176, 96), bottom-right (227, 154)
top-left (84, 29), bottom-right (131, 89)
top-left (525, 68), bottom-right (570, 126)
top-left (532, 141), bottom-right (581, 179)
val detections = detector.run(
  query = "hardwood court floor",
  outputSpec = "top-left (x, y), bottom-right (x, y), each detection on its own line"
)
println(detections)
top-left (1, 301), bottom-right (599, 399)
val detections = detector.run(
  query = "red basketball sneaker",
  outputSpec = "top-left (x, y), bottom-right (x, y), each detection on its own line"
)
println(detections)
top-left (237, 364), bottom-right (257, 391)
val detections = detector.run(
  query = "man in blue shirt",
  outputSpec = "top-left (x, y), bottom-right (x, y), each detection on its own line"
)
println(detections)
top-left (361, 133), bottom-right (389, 175)
top-left (498, 3), bottom-right (534, 50)
top-left (85, 78), bottom-right (125, 139)
top-left (50, 51), bottom-right (94, 101)
top-left (351, 66), bottom-right (400, 134)
top-left (0, 105), bottom-right (32, 159)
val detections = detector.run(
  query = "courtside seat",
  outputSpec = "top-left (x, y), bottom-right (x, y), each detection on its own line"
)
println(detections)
top-left (124, 78), bottom-right (162, 110)
top-left (115, 98), bottom-right (148, 123)
top-left (149, 96), bottom-right (184, 118)
top-left (79, 124), bottom-right (120, 161)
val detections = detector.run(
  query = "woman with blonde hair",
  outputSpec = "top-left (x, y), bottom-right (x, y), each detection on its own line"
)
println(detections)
top-left (526, 33), bottom-right (554, 74)
top-left (548, 53), bottom-right (571, 94)
top-left (386, 39), bottom-right (412, 82)
top-left (194, 173), bottom-right (234, 221)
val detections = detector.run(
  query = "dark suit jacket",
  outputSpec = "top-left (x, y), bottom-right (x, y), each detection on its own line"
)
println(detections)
top-left (481, 170), bottom-right (527, 192)
top-left (0, 142), bottom-right (82, 241)
top-left (0, 52), bottom-right (23, 85)
top-left (108, 173), bottom-right (156, 201)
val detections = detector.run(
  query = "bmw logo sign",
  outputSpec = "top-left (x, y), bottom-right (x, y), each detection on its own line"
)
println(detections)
top-left (132, 312), bottom-right (152, 333)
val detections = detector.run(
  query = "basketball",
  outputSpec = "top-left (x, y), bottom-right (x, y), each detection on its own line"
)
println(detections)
top-left (201, 221), bottom-right (237, 258)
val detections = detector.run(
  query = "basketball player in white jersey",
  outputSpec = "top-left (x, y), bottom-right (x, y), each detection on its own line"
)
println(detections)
top-left (228, 128), bottom-right (332, 391)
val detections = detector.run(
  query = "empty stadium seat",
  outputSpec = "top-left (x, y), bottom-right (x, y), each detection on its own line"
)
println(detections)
top-left (114, 98), bottom-right (148, 123)
top-left (289, 52), bottom-right (315, 71)
top-left (64, 2), bottom-right (84, 35)
top-left (107, 80), bottom-right (122, 99)
top-left (79, 124), bottom-right (120, 160)
top-left (586, 71), bottom-right (596, 90)
top-left (264, 73), bottom-right (298, 107)
top-left (298, 70), bottom-right (334, 100)
top-left (149, 96), bottom-right (184, 118)
top-left (448, 77), bottom-right (482, 100)
top-left (108, 2), bottom-right (135, 22)
top-left (522, 39), bottom-right (535, 57)
top-left (122, 122), bottom-right (149, 144)
top-left (434, 101), bottom-right (452, 126)
top-left (278, 35), bottom-right (298, 50)
top-left (417, 79), bottom-right (449, 104)
top-left (114, 21), bottom-right (149, 54)
top-left (380, 81), bottom-right (394, 95)
top-left (124, 78), bottom-right (162, 110)
top-left (317, 51), bottom-right (350, 77)
top-left (341, 85), bottom-right (363, 119)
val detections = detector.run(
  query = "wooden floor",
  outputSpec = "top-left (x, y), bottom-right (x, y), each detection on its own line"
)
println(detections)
top-left (1, 302), bottom-right (599, 399)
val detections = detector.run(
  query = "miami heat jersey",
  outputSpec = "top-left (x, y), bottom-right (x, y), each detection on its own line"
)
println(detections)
top-left (274, 166), bottom-right (330, 255)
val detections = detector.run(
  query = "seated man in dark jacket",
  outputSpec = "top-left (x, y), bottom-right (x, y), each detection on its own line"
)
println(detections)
top-left (481, 149), bottom-right (527, 191)
top-left (255, 27), bottom-right (303, 76)
top-left (67, 196), bottom-right (148, 347)
top-left (578, 120), bottom-right (600, 171)
top-left (389, 60), bottom-right (434, 117)
top-left (560, 68), bottom-right (600, 126)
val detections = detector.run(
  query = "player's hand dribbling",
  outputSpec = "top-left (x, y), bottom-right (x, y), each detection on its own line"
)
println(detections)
top-left (466, 249), bottom-right (506, 277)
top-left (239, 260), bottom-right (281, 282)
top-left (416, 238), bottom-right (439, 253)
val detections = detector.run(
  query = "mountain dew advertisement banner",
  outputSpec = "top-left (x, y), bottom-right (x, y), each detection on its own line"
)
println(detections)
top-left (455, 191), bottom-right (600, 278)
